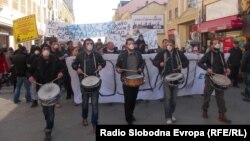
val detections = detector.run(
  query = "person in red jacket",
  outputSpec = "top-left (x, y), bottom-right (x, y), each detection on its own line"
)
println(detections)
top-left (0, 48), bottom-right (9, 89)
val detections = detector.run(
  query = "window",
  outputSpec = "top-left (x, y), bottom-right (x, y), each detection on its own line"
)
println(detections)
top-left (169, 10), bottom-right (172, 20)
top-left (27, 0), bottom-right (32, 14)
top-left (175, 8), bottom-right (178, 18)
top-left (21, 0), bottom-right (26, 14)
top-left (12, 0), bottom-right (19, 10)
top-left (187, 0), bottom-right (197, 8)
top-left (0, 0), bottom-right (8, 6)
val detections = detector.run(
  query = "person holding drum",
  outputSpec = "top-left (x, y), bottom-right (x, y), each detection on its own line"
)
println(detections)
top-left (116, 38), bottom-right (145, 125)
top-left (198, 40), bottom-right (231, 124)
top-left (72, 38), bottom-right (106, 132)
top-left (153, 39), bottom-right (189, 125)
top-left (28, 44), bottom-right (64, 141)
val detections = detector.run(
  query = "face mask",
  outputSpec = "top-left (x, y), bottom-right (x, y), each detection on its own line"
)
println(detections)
top-left (167, 45), bottom-right (173, 51)
top-left (34, 50), bottom-right (40, 55)
top-left (54, 44), bottom-right (59, 49)
top-left (86, 45), bottom-right (93, 51)
top-left (128, 44), bottom-right (134, 50)
top-left (42, 50), bottom-right (50, 57)
top-left (214, 44), bottom-right (220, 50)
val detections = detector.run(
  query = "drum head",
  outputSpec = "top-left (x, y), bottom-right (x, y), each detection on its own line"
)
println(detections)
top-left (165, 73), bottom-right (184, 81)
top-left (126, 75), bottom-right (143, 79)
top-left (81, 76), bottom-right (100, 87)
top-left (211, 74), bottom-right (231, 86)
top-left (38, 83), bottom-right (60, 100)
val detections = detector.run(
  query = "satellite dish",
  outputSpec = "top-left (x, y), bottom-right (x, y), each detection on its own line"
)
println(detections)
top-left (191, 32), bottom-right (199, 40)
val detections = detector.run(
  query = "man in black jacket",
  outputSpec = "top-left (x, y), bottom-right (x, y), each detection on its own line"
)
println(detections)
top-left (116, 38), bottom-right (145, 125)
top-left (241, 42), bottom-right (250, 101)
top-left (227, 40), bottom-right (242, 87)
top-left (198, 40), bottom-right (231, 123)
top-left (153, 39), bottom-right (189, 124)
top-left (72, 38), bottom-right (106, 132)
top-left (13, 46), bottom-right (31, 104)
top-left (28, 45), bottom-right (64, 141)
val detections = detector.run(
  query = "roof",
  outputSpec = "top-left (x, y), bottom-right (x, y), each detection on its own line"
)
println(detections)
top-left (132, 1), bottom-right (166, 14)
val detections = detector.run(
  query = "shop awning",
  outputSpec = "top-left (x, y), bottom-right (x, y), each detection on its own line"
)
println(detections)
top-left (198, 15), bottom-right (243, 33)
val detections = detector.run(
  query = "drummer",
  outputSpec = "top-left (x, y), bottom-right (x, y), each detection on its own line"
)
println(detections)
top-left (198, 40), bottom-right (231, 123)
top-left (153, 39), bottom-right (188, 124)
top-left (116, 38), bottom-right (145, 125)
top-left (28, 43), bottom-right (64, 141)
top-left (72, 38), bottom-right (106, 132)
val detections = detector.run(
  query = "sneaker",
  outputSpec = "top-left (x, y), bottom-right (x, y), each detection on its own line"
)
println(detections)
top-left (166, 118), bottom-right (173, 125)
top-left (171, 116), bottom-right (176, 122)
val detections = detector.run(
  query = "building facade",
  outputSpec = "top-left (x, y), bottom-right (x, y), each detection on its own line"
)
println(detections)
top-left (0, 0), bottom-right (74, 49)
top-left (165, 0), bottom-right (199, 48)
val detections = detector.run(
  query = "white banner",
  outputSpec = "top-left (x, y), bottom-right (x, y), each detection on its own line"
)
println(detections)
top-left (110, 20), bottom-right (133, 37)
top-left (45, 21), bottom-right (71, 41)
top-left (96, 53), bottom-right (229, 103)
top-left (132, 15), bottom-right (165, 34)
top-left (107, 30), bottom-right (158, 50)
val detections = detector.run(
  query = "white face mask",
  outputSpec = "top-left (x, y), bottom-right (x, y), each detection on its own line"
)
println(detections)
top-left (86, 45), bottom-right (93, 51)
top-left (54, 44), bottom-right (59, 49)
top-left (214, 44), bottom-right (220, 50)
top-left (42, 50), bottom-right (50, 57)
top-left (128, 44), bottom-right (134, 50)
top-left (34, 50), bottom-right (40, 55)
top-left (167, 45), bottom-right (173, 51)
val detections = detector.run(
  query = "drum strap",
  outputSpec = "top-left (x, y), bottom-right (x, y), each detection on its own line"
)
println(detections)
top-left (211, 52), bottom-right (225, 70)
top-left (176, 51), bottom-right (182, 69)
top-left (161, 51), bottom-right (168, 77)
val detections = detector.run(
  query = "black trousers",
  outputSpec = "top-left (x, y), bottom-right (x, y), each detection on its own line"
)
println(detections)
top-left (229, 66), bottom-right (240, 86)
top-left (64, 69), bottom-right (73, 98)
top-left (122, 85), bottom-right (139, 123)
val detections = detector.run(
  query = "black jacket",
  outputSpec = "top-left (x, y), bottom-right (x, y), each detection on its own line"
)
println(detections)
top-left (241, 50), bottom-right (250, 74)
top-left (152, 49), bottom-right (189, 76)
top-left (115, 50), bottom-right (145, 81)
top-left (227, 47), bottom-right (242, 67)
top-left (72, 51), bottom-right (106, 76)
top-left (198, 50), bottom-right (227, 74)
top-left (28, 55), bottom-right (64, 84)
top-left (12, 52), bottom-right (29, 77)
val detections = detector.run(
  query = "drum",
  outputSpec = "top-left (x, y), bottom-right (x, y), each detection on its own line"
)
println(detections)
top-left (124, 75), bottom-right (144, 87)
top-left (81, 76), bottom-right (101, 93)
top-left (210, 74), bottom-right (231, 91)
top-left (38, 83), bottom-right (60, 106)
top-left (164, 73), bottom-right (185, 86)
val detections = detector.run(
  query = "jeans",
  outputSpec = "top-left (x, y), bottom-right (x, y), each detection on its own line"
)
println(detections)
top-left (122, 85), bottom-right (139, 123)
top-left (30, 83), bottom-right (38, 100)
top-left (13, 77), bottom-right (31, 103)
top-left (42, 105), bottom-right (55, 131)
top-left (163, 79), bottom-right (177, 119)
top-left (229, 66), bottom-right (240, 86)
top-left (80, 86), bottom-right (99, 126)
top-left (244, 73), bottom-right (250, 98)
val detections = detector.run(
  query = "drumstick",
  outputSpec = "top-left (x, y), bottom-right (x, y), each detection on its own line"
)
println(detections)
top-left (50, 77), bottom-right (60, 83)
top-left (33, 81), bottom-right (43, 86)
top-left (120, 69), bottom-right (138, 72)
top-left (80, 72), bottom-right (89, 77)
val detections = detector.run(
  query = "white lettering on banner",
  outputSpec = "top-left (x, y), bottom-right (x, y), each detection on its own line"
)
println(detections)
top-left (132, 15), bottom-right (164, 34)
top-left (95, 53), bottom-right (229, 103)
top-left (110, 20), bottom-right (133, 37)
top-left (107, 30), bottom-right (158, 50)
